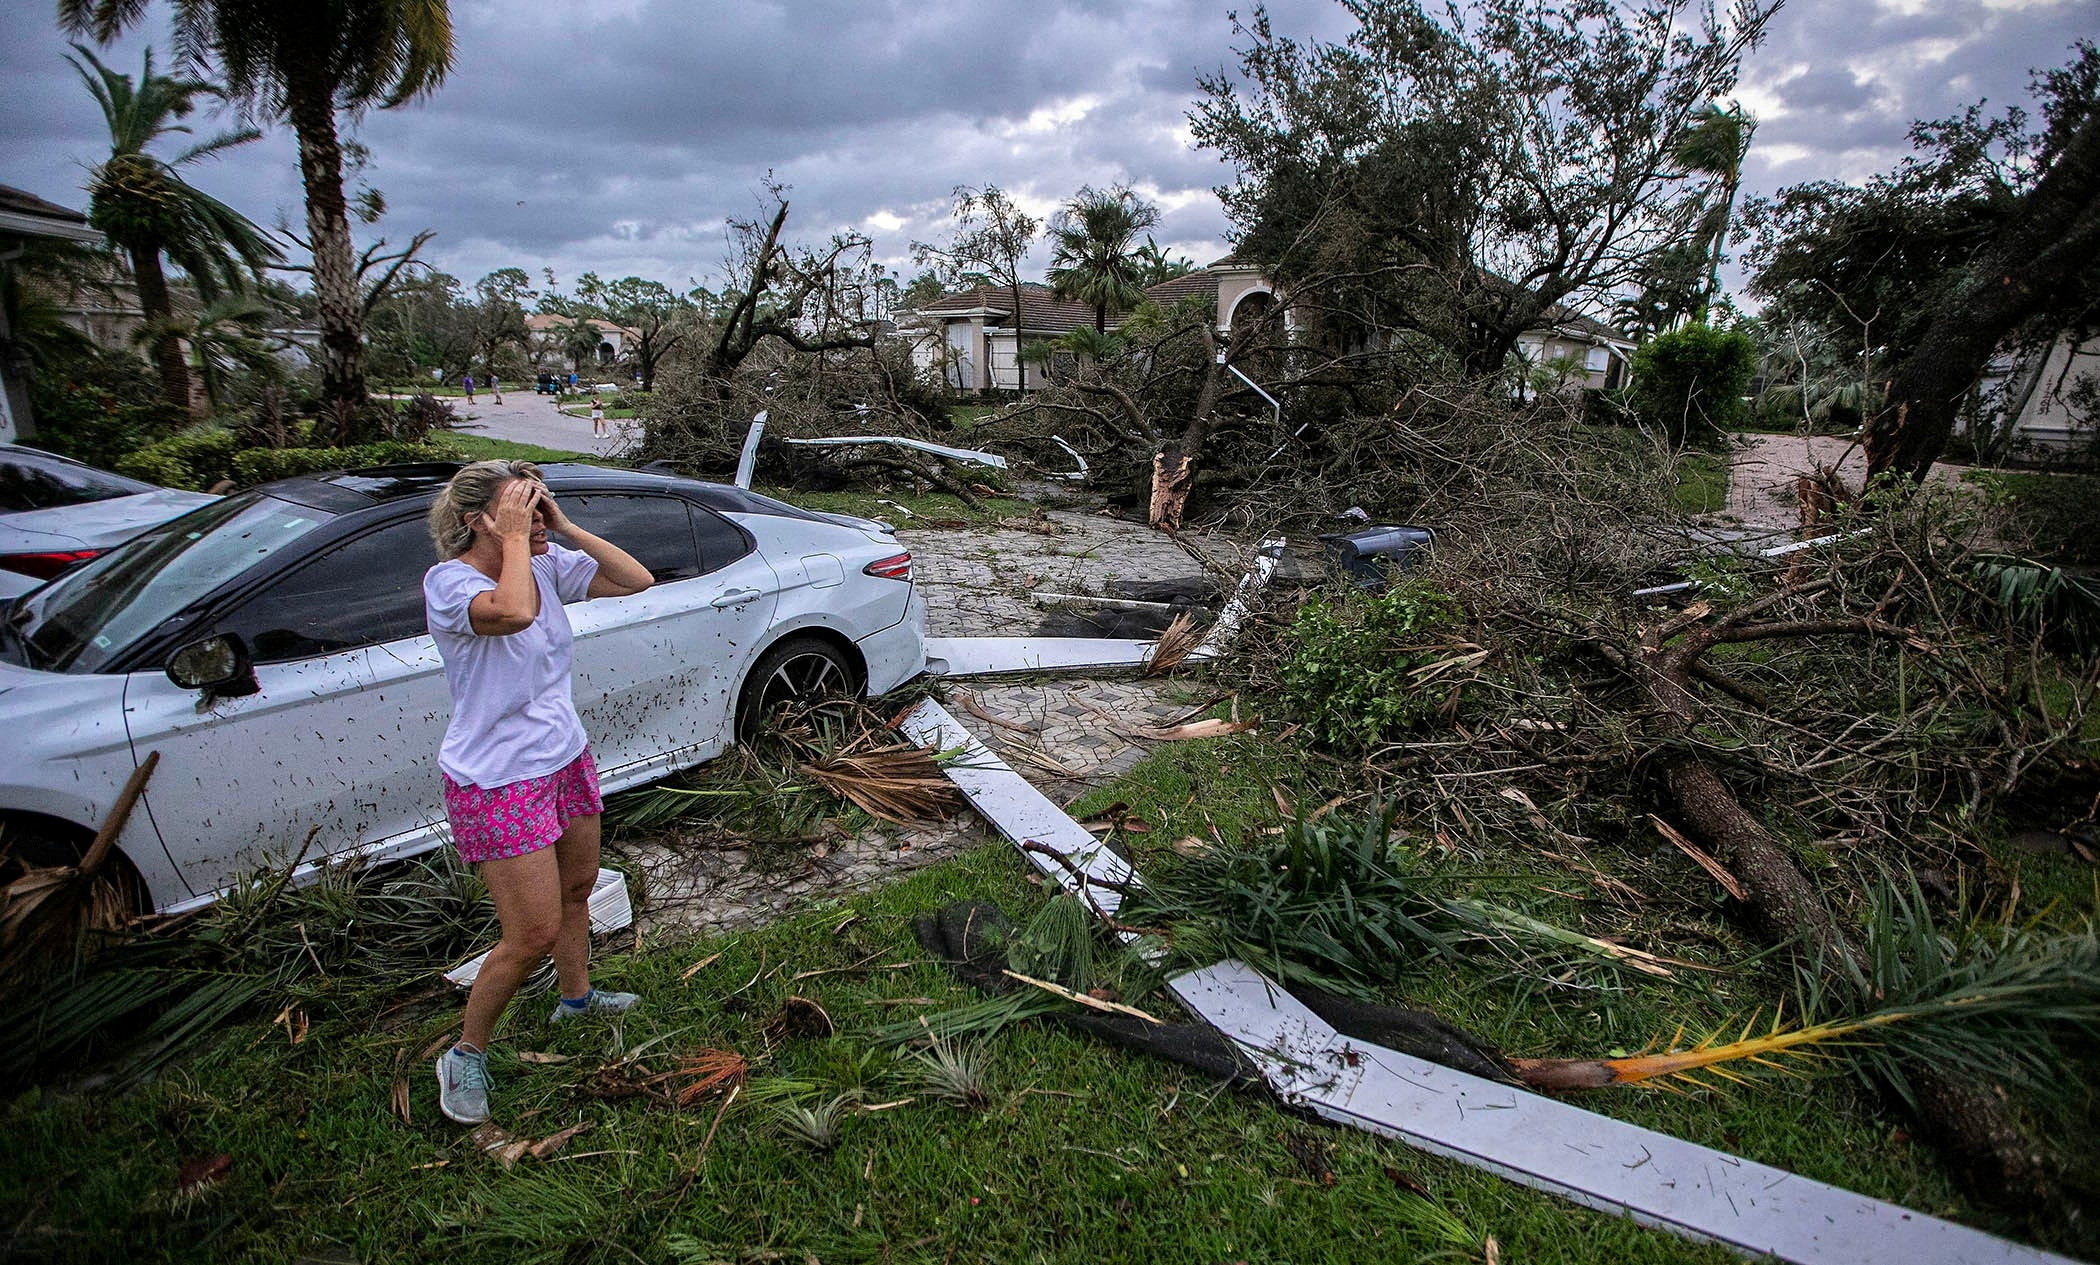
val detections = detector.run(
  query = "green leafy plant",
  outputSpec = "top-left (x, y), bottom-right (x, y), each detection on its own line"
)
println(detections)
top-left (1628, 323), bottom-right (1757, 446)
top-left (901, 1034), bottom-right (990, 1109)
top-left (1005, 892), bottom-right (1096, 992)
top-left (1280, 581), bottom-right (1471, 750)
top-left (1130, 808), bottom-right (1663, 997)
top-left (772, 1093), bottom-right (858, 1152)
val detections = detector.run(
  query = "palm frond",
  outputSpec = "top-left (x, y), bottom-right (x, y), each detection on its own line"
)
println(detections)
top-left (1511, 880), bottom-right (2100, 1098)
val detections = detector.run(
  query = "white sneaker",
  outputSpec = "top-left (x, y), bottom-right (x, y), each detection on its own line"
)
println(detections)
top-left (549, 988), bottom-right (640, 1024)
top-left (436, 1044), bottom-right (491, 1124)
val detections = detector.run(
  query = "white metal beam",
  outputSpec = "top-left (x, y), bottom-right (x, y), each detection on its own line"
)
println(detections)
top-left (1168, 960), bottom-right (2073, 1265)
top-left (922, 636), bottom-right (1157, 678)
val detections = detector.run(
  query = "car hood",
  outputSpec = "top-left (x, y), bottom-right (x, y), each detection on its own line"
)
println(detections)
top-left (0, 489), bottom-right (219, 551)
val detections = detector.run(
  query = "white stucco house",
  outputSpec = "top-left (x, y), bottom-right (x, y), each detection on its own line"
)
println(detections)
top-left (0, 185), bottom-right (105, 442)
top-left (1985, 333), bottom-right (2098, 454)
top-left (904, 257), bottom-right (1631, 393)
top-left (525, 313), bottom-right (637, 371)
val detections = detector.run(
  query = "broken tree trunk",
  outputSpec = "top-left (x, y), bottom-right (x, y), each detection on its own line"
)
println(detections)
top-left (1862, 107), bottom-right (2100, 484)
top-left (1616, 617), bottom-right (2064, 1210)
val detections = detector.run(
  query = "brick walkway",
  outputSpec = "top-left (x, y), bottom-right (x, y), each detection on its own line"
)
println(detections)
top-left (1721, 432), bottom-right (1977, 530)
top-left (618, 510), bottom-right (1238, 939)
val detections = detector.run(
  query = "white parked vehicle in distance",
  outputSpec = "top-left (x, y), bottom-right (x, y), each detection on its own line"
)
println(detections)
top-left (0, 444), bottom-right (218, 600)
top-left (0, 462), bottom-right (925, 913)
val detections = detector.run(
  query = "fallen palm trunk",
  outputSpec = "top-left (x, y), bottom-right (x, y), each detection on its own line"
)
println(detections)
top-left (0, 751), bottom-right (158, 980)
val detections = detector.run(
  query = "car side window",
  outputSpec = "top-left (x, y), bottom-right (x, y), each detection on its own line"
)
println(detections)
top-left (213, 517), bottom-right (432, 663)
top-left (0, 451), bottom-right (147, 512)
top-left (558, 493), bottom-right (701, 583)
top-left (692, 506), bottom-right (753, 575)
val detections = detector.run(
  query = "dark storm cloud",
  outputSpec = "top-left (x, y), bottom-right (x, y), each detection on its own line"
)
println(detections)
top-left (1739, 0), bottom-right (2097, 187)
top-left (1, 0), bottom-right (2091, 291)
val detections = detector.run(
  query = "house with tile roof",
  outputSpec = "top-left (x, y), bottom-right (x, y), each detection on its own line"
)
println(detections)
top-left (904, 256), bottom-right (1631, 393)
top-left (524, 313), bottom-right (640, 372)
top-left (905, 258), bottom-right (1281, 391)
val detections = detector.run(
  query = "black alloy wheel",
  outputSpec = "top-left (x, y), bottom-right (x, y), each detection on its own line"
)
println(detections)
top-left (735, 635), bottom-right (860, 740)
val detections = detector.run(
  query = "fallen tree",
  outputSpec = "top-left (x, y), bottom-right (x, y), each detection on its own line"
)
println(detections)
top-left (1196, 386), bottom-right (2100, 1214)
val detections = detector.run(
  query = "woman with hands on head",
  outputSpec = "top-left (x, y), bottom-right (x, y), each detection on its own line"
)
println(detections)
top-left (421, 460), bottom-right (654, 1125)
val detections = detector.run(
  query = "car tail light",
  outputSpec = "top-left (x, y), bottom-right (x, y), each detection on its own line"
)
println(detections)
top-left (0, 549), bottom-right (103, 580)
top-left (863, 552), bottom-right (912, 581)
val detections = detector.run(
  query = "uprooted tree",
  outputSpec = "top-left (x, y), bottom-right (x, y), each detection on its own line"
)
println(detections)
top-left (639, 186), bottom-right (963, 494)
top-left (1745, 41), bottom-right (2100, 484)
top-left (1026, 0), bottom-right (1781, 527)
top-left (1222, 378), bottom-right (2099, 1209)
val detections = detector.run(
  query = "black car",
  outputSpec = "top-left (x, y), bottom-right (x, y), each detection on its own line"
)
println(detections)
top-left (535, 372), bottom-right (562, 394)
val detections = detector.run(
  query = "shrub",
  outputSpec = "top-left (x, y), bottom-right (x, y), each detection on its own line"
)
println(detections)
top-left (1629, 323), bottom-right (1757, 447)
top-left (1280, 581), bottom-right (1469, 750)
top-left (24, 345), bottom-right (189, 471)
top-left (116, 427), bottom-right (243, 490)
top-left (1975, 471), bottom-right (2100, 566)
top-left (231, 439), bottom-right (461, 486)
top-left (116, 429), bottom-right (460, 490)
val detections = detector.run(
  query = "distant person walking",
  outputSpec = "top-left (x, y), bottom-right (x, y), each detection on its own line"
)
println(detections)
top-left (424, 461), bottom-right (653, 1125)
top-left (463, 373), bottom-right (476, 403)
top-left (567, 371), bottom-right (578, 396)
top-left (590, 398), bottom-right (607, 438)
top-left (490, 374), bottom-right (503, 404)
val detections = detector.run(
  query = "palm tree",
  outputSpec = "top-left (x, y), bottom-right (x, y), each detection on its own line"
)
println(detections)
top-left (61, 0), bottom-right (455, 411)
top-left (136, 294), bottom-right (278, 410)
top-left (66, 44), bottom-right (276, 413)
top-left (1046, 187), bottom-right (1162, 333)
top-left (1670, 102), bottom-right (1756, 325)
top-left (1131, 236), bottom-right (1195, 287)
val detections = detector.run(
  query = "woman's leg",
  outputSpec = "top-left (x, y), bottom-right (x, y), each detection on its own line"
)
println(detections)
top-left (460, 847), bottom-right (564, 1050)
top-left (550, 813), bottom-right (603, 999)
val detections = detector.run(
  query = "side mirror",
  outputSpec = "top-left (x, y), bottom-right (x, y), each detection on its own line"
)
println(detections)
top-left (168, 634), bottom-right (259, 698)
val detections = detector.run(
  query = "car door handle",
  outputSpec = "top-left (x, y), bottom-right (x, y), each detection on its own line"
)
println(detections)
top-left (710, 588), bottom-right (763, 609)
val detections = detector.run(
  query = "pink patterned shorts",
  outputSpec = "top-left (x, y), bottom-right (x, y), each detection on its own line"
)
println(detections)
top-left (442, 748), bottom-right (603, 864)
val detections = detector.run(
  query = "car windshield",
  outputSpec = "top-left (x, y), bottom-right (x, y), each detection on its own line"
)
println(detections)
top-left (6, 493), bottom-right (336, 674)
top-left (0, 449), bottom-right (156, 512)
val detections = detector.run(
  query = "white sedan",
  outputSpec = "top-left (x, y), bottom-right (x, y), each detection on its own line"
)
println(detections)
top-left (0, 461), bottom-right (924, 913)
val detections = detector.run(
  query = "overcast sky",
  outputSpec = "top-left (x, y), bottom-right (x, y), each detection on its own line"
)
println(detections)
top-left (2, 0), bottom-right (2094, 302)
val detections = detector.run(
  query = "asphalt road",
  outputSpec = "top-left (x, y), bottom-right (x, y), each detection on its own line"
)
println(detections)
top-left (444, 388), bottom-right (638, 459)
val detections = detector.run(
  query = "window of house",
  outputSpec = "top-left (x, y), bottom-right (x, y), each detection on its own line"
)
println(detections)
top-left (1585, 346), bottom-right (1611, 372)
top-left (214, 516), bottom-right (430, 663)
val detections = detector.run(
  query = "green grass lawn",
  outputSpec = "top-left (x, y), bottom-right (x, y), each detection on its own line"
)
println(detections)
top-left (556, 403), bottom-right (640, 421)
top-left (1671, 450), bottom-right (1732, 515)
top-left (8, 717), bottom-right (2088, 1263)
top-left (1, 840), bottom-right (1740, 1265)
top-left (441, 434), bottom-right (601, 465)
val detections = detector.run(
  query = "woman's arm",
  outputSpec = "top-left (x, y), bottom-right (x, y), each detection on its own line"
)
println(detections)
top-left (538, 489), bottom-right (654, 598)
top-left (467, 480), bottom-right (542, 635)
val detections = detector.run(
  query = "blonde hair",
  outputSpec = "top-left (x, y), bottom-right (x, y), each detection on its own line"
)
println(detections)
top-left (428, 460), bottom-right (544, 559)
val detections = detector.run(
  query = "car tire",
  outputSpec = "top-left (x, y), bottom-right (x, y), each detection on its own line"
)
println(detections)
top-left (0, 814), bottom-right (145, 912)
top-left (735, 635), bottom-right (860, 741)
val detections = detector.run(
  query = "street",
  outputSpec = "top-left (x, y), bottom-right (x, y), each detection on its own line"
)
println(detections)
top-left (444, 386), bottom-right (638, 459)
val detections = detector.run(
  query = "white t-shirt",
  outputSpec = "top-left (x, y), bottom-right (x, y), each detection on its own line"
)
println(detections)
top-left (424, 543), bottom-right (600, 789)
